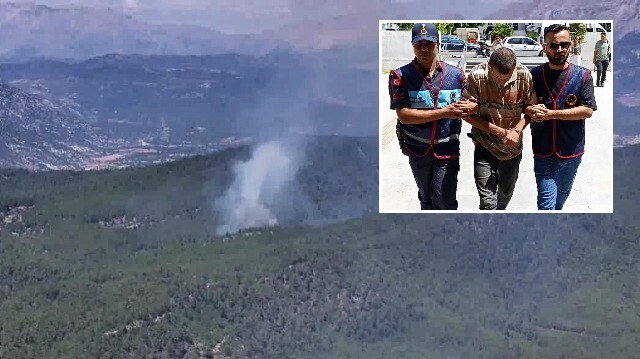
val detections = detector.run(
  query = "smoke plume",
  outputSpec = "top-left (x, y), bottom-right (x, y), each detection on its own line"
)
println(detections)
top-left (214, 140), bottom-right (297, 235)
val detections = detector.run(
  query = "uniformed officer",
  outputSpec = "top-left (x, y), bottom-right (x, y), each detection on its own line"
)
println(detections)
top-left (388, 23), bottom-right (472, 210)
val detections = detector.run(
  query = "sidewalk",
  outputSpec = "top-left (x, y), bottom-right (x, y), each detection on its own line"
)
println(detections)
top-left (379, 72), bottom-right (613, 213)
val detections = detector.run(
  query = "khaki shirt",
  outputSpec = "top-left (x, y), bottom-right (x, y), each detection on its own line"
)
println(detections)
top-left (462, 62), bottom-right (537, 160)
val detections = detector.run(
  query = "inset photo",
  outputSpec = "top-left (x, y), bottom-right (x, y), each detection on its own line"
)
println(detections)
top-left (379, 21), bottom-right (613, 213)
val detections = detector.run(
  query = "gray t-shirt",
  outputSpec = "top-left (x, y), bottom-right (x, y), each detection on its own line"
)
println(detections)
top-left (594, 39), bottom-right (610, 61)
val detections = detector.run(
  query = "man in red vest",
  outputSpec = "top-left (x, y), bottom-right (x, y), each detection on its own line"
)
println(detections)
top-left (528, 24), bottom-right (597, 210)
top-left (388, 23), bottom-right (473, 210)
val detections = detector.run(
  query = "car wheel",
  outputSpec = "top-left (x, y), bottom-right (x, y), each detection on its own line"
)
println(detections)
top-left (539, 50), bottom-right (544, 57)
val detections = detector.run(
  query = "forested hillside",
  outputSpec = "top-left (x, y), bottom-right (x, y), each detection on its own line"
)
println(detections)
top-left (0, 141), bottom-right (637, 358)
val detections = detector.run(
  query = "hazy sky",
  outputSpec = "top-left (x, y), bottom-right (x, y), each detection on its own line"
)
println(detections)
top-left (9, 0), bottom-right (512, 33)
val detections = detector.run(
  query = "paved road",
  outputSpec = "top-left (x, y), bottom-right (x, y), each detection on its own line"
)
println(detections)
top-left (378, 69), bottom-right (613, 213)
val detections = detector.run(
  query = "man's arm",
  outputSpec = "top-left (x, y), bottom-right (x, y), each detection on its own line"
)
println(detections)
top-left (511, 115), bottom-right (528, 133)
top-left (460, 72), bottom-right (511, 141)
top-left (389, 70), bottom-right (464, 124)
top-left (538, 70), bottom-right (596, 121)
top-left (463, 114), bottom-right (509, 138)
top-left (521, 77), bottom-right (538, 128)
top-left (500, 115), bottom-right (529, 148)
top-left (396, 105), bottom-right (463, 125)
top-left (540, 106), bottom-right (594, 121)
top-left (453, 99), bottom-right (478, 116)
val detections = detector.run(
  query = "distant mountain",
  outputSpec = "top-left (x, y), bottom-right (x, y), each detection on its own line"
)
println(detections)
top-left (0, 51), bottom-right (376, 170)
top-left (614, 31), bottom-right (640, 92)
top-left (612, 31), bottom-right (640, 136)
top-left (0, 2), bottom-right (273, 60)
top-left (262, 12), bottom-right (378, 50)
top-left (0, 53), bottom-right (270, 141)
top-left (0, 77), bottom-right (252, 170)
top-left (0, 82), bottom-right (103, 169)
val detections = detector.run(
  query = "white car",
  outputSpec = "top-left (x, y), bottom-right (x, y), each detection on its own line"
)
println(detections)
top-left (503, 36), bottom-right (543, 57)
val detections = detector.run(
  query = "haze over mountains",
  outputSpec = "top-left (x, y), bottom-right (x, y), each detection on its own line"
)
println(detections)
top-left (0, 0), bottom-right (638, 169)
top-left (0, 51), bottom-right (375, 169)
top-left (0, 1), bottom-right (639, 357)
top-left (0, 2), bottom-right (276, 60)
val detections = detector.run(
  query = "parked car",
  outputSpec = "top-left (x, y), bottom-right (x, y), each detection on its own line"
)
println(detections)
top-left (441, 35), bottom-right (481, 57)
top-left (503, 36), bottom-right (544, 57)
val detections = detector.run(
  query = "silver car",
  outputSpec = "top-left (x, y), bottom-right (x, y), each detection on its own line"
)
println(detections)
top-left (503, 36), bottom-right (543, 57)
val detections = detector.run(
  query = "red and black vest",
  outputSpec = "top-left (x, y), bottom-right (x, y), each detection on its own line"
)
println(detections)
top-left (390, 61), bottom-right (464, 159)
top-left (530, 64), bottom-right (591, 158)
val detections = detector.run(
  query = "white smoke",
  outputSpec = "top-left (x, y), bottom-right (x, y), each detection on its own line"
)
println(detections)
top-left (214, 140), bottom-right (296, 235)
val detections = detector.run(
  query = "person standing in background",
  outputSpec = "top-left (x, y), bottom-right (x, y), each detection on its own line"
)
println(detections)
top-left (490, 36), bottom-right (503, 53)
top-left (593, 32), bottom-right (611, 87)
top-left (571, 36), bottom-right (582, 66)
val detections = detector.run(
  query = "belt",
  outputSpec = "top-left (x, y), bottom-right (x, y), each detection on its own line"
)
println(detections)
top-left (403, 130), bottom-right (459, 145)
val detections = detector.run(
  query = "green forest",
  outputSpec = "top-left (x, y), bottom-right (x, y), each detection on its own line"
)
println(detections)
top-left (0, 139), bottom-right (639, 358)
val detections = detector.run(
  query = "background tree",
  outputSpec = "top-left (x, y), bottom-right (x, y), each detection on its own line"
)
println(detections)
top-left (490, 23), bottom-right (514, 40)
top-left (394, 23), bottom-right (414, 31)
top-left (569, 23), bottom-right (587, 43)
top-left (435, 23), bottom-right (455, 36)
top-left (453, 23), bottom-right (483, 29)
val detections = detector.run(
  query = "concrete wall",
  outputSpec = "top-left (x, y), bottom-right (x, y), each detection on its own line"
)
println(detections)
top-left (381, 30), bottom-right (413, 72)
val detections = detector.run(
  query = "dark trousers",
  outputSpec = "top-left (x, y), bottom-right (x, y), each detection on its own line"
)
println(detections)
top-left (473, 145), bottom-right (522, 210)
top-left (595, 60), bottom-right (609, 84)
top-left (408, 155), bottom-right (459, 210)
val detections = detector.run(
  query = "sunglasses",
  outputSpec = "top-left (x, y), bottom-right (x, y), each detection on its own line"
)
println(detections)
top-left (546, 42), bottom-right (571, 50)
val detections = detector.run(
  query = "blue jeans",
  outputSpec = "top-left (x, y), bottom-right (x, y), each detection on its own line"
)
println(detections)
top-left (534, 156), bottom-right (582, 210)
